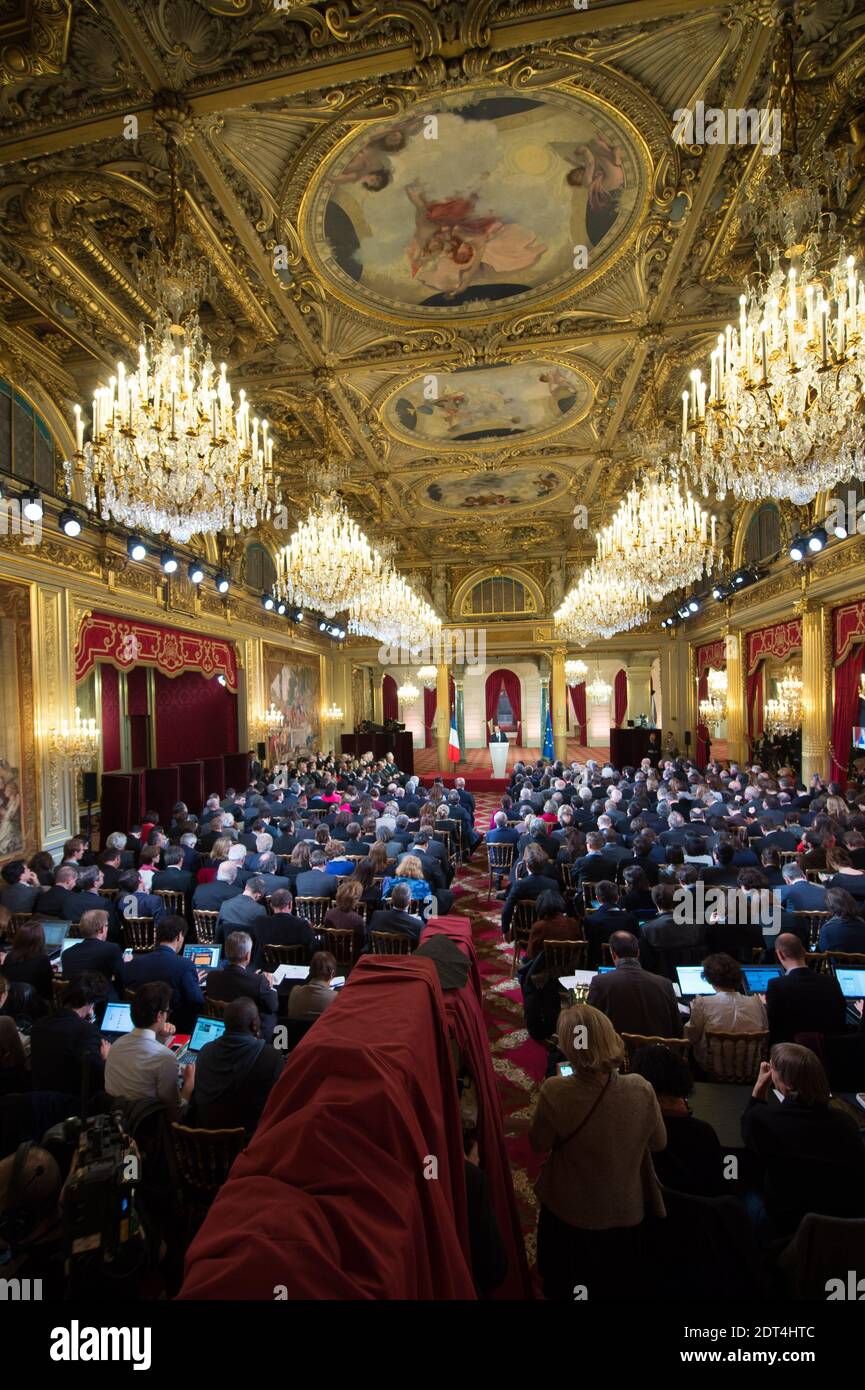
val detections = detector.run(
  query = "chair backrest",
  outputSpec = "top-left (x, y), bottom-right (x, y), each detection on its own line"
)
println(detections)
top-left (582, 882), bottom-right (603, 912)
top-left (154, 888), bottom-right (184, 916)
top-left (369, 930), bottom-right (412, 956)
top-left (791, 910), bottom-right (829, 948)
top-left (804, 868), bottom-right (824, 883)
top-left (203, 994), bottom-right (229, 1020)
top-left (487, 842), bottom-right (514, 872)
top-left (170, 1122), bottom-right (245, 1195)
top-left (10, 912), bottom-right (33, 937)
top-left (512, 899), bottom-right (538, 934)
top-left (318, 926), bottom-right (357, 969)
top-left (122, 917), bottom-right (155, 953)
top-left (559, 862), bottom-right (574, 891)
top-left (51, 977), bottom-right (72, 1010)
top-left (294, 896), bottom-right (330, 926)
top-left (826, 950), bottom-right (865, 969)
top-left (193, 909), bottom-right (219, 944)
top-left (804, 951), bottom-right (831, 973)
top-left (544, 938), bottom-right (589, 976)
top-left (779, 850), bottom-right (798, 863)
top-left (96, 887), bottom-right (119, 902)
top-left (621, 1033), bottom-right (691, 1071)
top-left (262, 942), bottom-right (307, 970)
top-left (703, 1029), bottom-right (769, 1084)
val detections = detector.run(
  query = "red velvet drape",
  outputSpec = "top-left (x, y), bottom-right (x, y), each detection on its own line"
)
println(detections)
top-left (831, 643), bottom-right (865, 787)
top-left (695, 670), bottom-right (709, 770)
top-left (154, 669), bottom-right (238, 765)
top-left (746, 664), bottom-right (764, 749)
top-left (100, 662), bottom-right (121, 772)
top-left (568, 683), bottom-right (587, 743)
top-left (614, 669), bottom-right (627, 728)
top-left (382, 674), bottom-right (398, 722)
top-left (485, 669), bottom-right (521, 744)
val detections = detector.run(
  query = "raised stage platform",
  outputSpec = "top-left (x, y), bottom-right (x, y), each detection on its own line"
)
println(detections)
top-left (412, 739), bottom-right (729, 785)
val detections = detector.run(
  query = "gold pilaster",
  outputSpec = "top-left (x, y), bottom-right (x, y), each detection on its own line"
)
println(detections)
top-left (799, 599), bottom-right (831, 784)
top-left (723, 623), bottom-right (747, 765)
top-left (436, 661), bottom-right (450, 771)
top-left (551, 647), bottom-right (567, 761)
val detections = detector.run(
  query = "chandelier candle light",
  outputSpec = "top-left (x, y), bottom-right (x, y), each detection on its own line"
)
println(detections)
top-left (764, 670), bottom-right (804, 737)
top-left (417, 665), bottom-right (438, 690)
top-left (555, 561), bottom-right (649, 640)
top-left (396, 682), bottom-right (420, 707)
top-left (698, 668), bottom-right (728, 731)
top-left (587, 667), bottom-right (612, 705)
top-left (596, 471), bottom-right (717, 601)
top-left (47, 707), bottom-right (100, 769)
top-left (564, 658), bottom-right (588, 683)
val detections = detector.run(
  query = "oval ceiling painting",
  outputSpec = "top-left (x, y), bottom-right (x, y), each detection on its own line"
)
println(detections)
top-left (300, 85), bottom-right (646, 321)
top-left (384, 360), bottom-right (591, 447)
top-left (417, 466), bottom-right (569, 514)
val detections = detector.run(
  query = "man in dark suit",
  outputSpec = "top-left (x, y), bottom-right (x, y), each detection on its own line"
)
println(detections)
top-left (489, 724), bottom-right (508, 743)
top-left (366, 882), bottom-right (423, 946)
top-left (639, 883), bottom-right (705, 976)
top-left (766, 933), bottom-right (847, 1044)
top-left (29, 972), bottom-right (108, 1096)
top-left (96, 848), bottom-right (124, 889)
top-left (501, 848), bottom-right (559, 936)
top-left (36, 864), bottom-right (80, 920)
top-left (587, 930), bottom-right (684, 1038)
top-left (65, 866), bottom-right (122, 940)
top-left (151, 846), bottom-right (195, 898)
top-left (0, 860), bottom-right (42, 913)
top-left (396, 833), bottom-right (454, 913)
top-left (216, 875), bottom-right (268, 946)
top-left (249, 887), bottom-right (318, 967)
top-left (454, 777), bottom-right (476, 822)
top-left (122, 915), bottom-right (205, 1034)
top-left (571, 833), bottom-right (609, 888)
top-left (192, 863), bottom-right (243, 913)
top-left (583, 881), bottom-right (639, 967)
top-left (487, 811), bottom-right (520, 850)
top-left (61, 908), bottom-right (125, 1000)
top-left (294, 852), bottom-right (338, 901)
top-left (205, 929), bottom-right (279, 1040)
top-left (516, 817), bottom-right (559, 864)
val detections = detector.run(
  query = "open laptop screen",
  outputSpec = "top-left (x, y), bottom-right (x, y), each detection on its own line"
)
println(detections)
top-left (101, 1002), bottom-right (133, 1036)
top-left (183, 945), bottom-right (221, 970)
top-left (836, 968), bottom-right (865, 1000)
top-left (675, 965), bottom-right (715, 996)
top-left (187, 1016), bottom-right (225, 1053)
top-left (742, 965), bottom-right (782, 994)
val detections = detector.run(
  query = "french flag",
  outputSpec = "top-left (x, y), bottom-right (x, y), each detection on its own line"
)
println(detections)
top-left (447, 713), bottom-right (460, 763)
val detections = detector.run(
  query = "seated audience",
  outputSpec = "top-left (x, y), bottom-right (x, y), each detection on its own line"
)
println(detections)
top-left (0, 919), bottom-right (53, 1001)
top-left (105, 980), bottom-right (194, 1120)
top-left (0, 860), bottom-right (41, 914)
top-left (525, 890), bottom-right (584, 960)
top-left (287, 950), bottom-right (339, 1020)
top-left (189, 996), bottom-right (284, 1134)
top-left (765, 932), bottom-right (847, 1044)
top-left (61, 908), bottom-right (125, 1000)
top-left (122, 915), bottom-right (205, 1033)
top-left (29, 972), bottom-right (108, 1096)
top-left (684, 953), bottom-right (768, 1072)
top-left (630, 1043), bottom-right (726, 1198)
top-left (252, 887), bottom-right (319, 966)
top-left (587, 930), bottom-right (683, 1039)
top-left (205, 930), bottom-right (279, 1040)
top-left (366, 881), bottom-right (423, 945)
top-left (584, 881), bottom-right (638, 968)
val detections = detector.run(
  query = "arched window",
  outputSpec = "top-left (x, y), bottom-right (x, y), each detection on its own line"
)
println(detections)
top-left (743, 503), bottom-right (781, 566)
top-left (461, 575), bottom-right (536, 619)
top-left (245, 542), bottom-right (276, 593)
top-left (0, 378), bottom-right (59, 489)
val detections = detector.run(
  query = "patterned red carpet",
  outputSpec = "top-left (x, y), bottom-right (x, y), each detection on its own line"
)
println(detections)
top-left (450, 792), bottom-right (548, 1269)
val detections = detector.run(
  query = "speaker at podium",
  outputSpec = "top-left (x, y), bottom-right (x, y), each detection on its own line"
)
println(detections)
top-left (488, 740), bottom-right (509, 779)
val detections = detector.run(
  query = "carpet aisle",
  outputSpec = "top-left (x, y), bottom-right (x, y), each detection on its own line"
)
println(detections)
top-left (449, 791), bottom-right (548, 1271)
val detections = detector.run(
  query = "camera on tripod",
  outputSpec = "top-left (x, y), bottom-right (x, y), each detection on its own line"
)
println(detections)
top-left (61, 1109), bottom-right (142, 1275)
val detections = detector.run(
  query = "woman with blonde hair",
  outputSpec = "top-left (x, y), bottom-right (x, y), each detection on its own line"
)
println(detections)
top-left (196, 835), bottom-right (232, 884)
top-left (528, 1002), bottom-right (666, 1299)
top-left (382, 853), bottom-right (433, 906)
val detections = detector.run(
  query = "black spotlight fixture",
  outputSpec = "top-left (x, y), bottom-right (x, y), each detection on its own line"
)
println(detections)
top-left (732, 568), bottom-right (748, 586)
top-left (807, 525), bottom-right (827, 553)
top-left (319, 621), bottom-right (327, 632)
top-left (160, 549), bottom-right (178, 575)
top-left (789, 535), bottom-right (806, 562)
top-left (293, 609), bottom-right (304, 622)
top-left (127, 536), bottom-right (147, 561)
top-left (262, 593), bottom-right (275, 612)
top-left (677, 604), bottom-right (690, 620)
top-left (22, 489), bottom-right (43, 521)
top-left (215, 572), bottom-right (230, 594)
top-left (688, 598), bottom-right (700, 614)
top-left (188, 561), bottom-right (205, 585)
top-left (830, 514), bottom-right (849, 540)
top-left (276, 599), bottom-right (287, 616)
top-left (58, 508), bottom-right (81, 538)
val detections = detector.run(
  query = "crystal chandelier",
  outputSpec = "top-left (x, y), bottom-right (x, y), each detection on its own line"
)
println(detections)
top-left (555, 560), bottom-right (649, 640)
top-left (764, 670), bottom-right (804, 736)
top-left (347, 562), bottom-right (441, 650)
top-left (64, 130), bottom-right (279, 542)
top-left (698, 668), bottom-right (727, 731)
top-left (275, 490), bottom-right (384, 618)
top-left (47, 707), bottom-right (100, 771)
top-left (587, 667), bottom-right (612, 705)
top-left (417, 665), bottom-right (438, 689)
top-left (596, 465), bottom-right (718, 601)
top-left (396, 682), bottom-right (420, 707)
top-left (321, 703), bottom-right (344, 723)
top-left (680, 13), bottom-right (860, 505)
top-left (564, 658), bottom-right (588, 683)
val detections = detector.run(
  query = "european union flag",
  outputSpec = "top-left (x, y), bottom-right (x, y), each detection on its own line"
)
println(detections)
top-left (542, 705), bottom-right (554, 760)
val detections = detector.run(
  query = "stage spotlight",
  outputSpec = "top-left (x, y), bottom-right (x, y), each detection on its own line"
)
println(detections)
top-left (319, 621), bottom-right (326, 631)
top-left (831, 515), bottom-right (849, 540)
top-left (677, 604), bottom-right (689, 620)
top-left (215, 572), bottom-right (230, 594)
top-left (276, 600), bottom-right (287, 616)
top-left (688, 599), bottom-right (700, 614)
top-left (217, 674), bottom-right (226, 687)
top-left (808, 526), bottom-right (827, 553)
top-left (789, 536), bottom-right (806, 562)
top-left (188, 561), bottom-right (204, 585)
top-left (733, 569), bottom-right (748, 585)
top-left (22, 489), bottom-right (43, 521)
top-left (160, 550), bottom-right (178, 574)
top-left (262, 593), bottom-right (275, 611)
top-left (127, 536), bottom-right (147, 562)
top-left (294, 610), bottom-right (304, 622)
top-left (58, 508), bottom-right (81, 537)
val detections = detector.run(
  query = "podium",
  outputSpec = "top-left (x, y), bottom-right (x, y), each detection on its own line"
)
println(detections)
top-left (489, 741), bottom-right (509, 779)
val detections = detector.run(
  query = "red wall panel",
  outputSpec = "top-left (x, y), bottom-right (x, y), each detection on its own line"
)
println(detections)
top-left (100, 662), bottom-right (121, 773)
top-left (154, 669), bottom-right (238, 766)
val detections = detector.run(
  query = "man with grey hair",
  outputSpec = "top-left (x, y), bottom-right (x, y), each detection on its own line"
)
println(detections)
top-left (105, 830), bottom-right (135, 868)
top-left (366, 880), bottom-right (423, 945)
top-left (777, 861), bottom-right (827, 911)
top-left (193, 858), bottom-right (242, 913)
top-left (205, 930), bottom-right (278, 1040)
top-left (216, 874), bottom-right (268, 943)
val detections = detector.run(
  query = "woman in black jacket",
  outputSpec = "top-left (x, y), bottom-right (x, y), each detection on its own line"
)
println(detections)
top-left (0, 919), bottom-right (54, 1001)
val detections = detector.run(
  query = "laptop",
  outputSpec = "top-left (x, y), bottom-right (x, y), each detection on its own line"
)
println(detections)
top-left (675, 965), bottom-right (716, 997)
top-left (174, 1015), bottom-right (225, 1065)
top-left (100, 1002), bottom-right (134, 1042)
top-left (182, 944), bottom-right (221, 972)
top-left (42, 921), bottom-right (74, 959)
top-left (836, 967), bottom-right (865, 1000)
top-left (742, 965), bottom-right (782, 995)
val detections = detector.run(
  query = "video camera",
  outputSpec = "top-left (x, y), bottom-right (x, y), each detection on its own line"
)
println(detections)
top-left (60, 1109), bottom-right (144, 1289)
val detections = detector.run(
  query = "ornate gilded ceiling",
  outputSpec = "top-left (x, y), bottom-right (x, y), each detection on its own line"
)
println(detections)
top-left (1, 0), bottom-right (864, 615)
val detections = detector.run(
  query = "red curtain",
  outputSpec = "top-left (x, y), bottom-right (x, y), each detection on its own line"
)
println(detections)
top-left (100, 662), bottom-right (121, 773)
top-left (569, 683), bottom-right (587, 743)
top-left (831, 643), bottom-right (865, 787)
top-left (154, 669), bottom-right (239, 765)
top-left (696, 670), bottom-right (709, 770)
top-left (382, 674), bottom-right (398, 722)
top-left (485, 669), bottom-right (521, 744)
top-left (614, 669), bottom-right (627, 728)
top-left (746, 664), bottom-right (764, 749)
